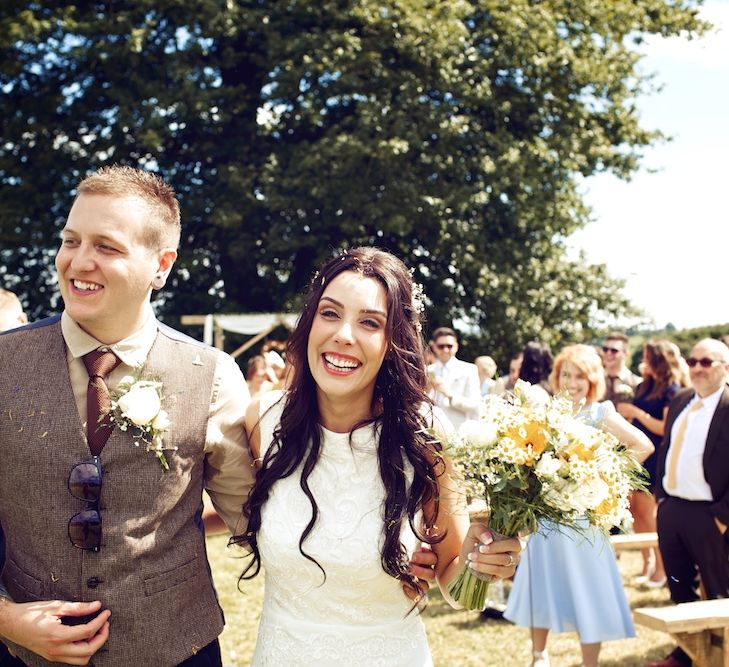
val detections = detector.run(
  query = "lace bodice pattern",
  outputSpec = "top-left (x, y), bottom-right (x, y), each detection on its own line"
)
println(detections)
top-left (251, 391), bottom-right (432, 666)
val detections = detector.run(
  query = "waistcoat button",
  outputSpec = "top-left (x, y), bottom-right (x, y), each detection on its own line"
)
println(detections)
top-left (86, 577), bottom-right (103, 589)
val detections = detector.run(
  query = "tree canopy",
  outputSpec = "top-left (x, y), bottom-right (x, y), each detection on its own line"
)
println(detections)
top-left (0, 0), bottom-right (706, 362)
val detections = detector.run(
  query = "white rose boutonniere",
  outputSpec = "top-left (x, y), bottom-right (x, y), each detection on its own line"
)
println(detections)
top-left (614, 383), bottom-right (635, 401)
top-left (110, 371), bottom-right (175, 471)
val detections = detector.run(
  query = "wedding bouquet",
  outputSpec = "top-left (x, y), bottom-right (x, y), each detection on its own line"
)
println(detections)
top-left (446, 381), bottom-right (646, 610)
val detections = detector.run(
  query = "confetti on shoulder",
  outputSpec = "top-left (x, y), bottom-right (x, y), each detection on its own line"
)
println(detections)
top-left (192, 354), bottom-right (203, 366)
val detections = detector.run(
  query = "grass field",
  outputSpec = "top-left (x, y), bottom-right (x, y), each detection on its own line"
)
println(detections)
top-left (206, 534), bottom-right (676, 666)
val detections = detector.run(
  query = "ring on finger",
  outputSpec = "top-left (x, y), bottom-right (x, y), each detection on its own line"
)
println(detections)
top-left (505, 553), bottom-right (515, 568)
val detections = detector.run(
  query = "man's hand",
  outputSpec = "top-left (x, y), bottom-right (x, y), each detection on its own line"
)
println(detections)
top-left (429, 376), bottom-right (451, 398)
top-left (403, 547), bottom-right (437, 600)
top-left (410, 547), bottom-right (437, 582)
top-left (0, 599), bottom-right (110, 665)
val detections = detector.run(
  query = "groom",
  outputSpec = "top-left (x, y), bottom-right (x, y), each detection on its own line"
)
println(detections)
top-left (0, 166), bottom-right (255, 666)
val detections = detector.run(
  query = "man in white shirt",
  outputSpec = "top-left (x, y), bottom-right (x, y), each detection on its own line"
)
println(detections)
top-left (649, 338), bottom-right (729, 667)
top-left (427, 327), bottom-right (481, 428)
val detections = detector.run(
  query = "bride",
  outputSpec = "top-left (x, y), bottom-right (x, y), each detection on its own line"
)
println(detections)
top-left (233, 248), bottom-right (522, 666)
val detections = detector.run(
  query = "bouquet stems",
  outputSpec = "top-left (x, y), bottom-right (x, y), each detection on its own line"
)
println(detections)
top-left (448, 513), bottom-right (521, 611)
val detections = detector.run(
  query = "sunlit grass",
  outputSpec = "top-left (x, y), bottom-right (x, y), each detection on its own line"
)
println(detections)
top-left (207, 535), bottom-right (674, 666)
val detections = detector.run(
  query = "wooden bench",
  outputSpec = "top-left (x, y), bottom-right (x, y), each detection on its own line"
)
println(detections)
top-left (634, 599), bottom-right (729, 667)
top-left (609, 531), bottom-right (658, 552)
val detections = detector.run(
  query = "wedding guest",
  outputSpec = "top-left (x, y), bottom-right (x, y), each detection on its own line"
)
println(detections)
top-left (617, 340), bottom-right (684, 588)
top-left (0, 289), bottom-right (27, 332)
top-left (648, 338), bottom-right (729, 667)
top-left (475, 355), bottom-right (498, 396)
top-left (233, 248), bottom-right (522, 665)
top-left (505, 344), bottom-right (653, 667)
top-left (0, 165), bottom-right (255, 666)
top-left (602, 331), bottom-right (641, 406)
top-left (427, 326), bottom-right (481, 427)
top-left (246, 355), bottom-right (275, 398)
top-left (261, 339), bottom-right (292, 389)
top-left (666, 341), bottom-right (691, 388)
top-left (0, 289), bottom-right (27, 667)
top-left (424, 340), bottom-right (437, 366)
top-left (493, 352), bottom-right (523, 395)
top-left (518, 341), bottom-right (553, 403)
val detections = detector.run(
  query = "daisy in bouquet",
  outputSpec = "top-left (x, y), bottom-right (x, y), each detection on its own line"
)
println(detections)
top-left (445, 379), bottom-right (649, 610)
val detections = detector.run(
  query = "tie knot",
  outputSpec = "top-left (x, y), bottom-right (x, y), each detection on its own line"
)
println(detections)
top-left (690, 399), bottom-right (704, 413)
top-left (83, 349), bottom-right (121, 379)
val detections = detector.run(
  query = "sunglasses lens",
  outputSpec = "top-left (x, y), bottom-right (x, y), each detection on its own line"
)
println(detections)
top-left (69, 462), bottom-right (101, 502)
top-left (602, 347), bottom-right (619, 354)
top-left (687, 358), bottom-right (716, 368)
top-left (68, 509), bottom-right (101, 550)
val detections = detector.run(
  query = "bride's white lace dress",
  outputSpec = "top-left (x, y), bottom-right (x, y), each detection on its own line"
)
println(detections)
top-left (251, 391), bottom-right (433, 666)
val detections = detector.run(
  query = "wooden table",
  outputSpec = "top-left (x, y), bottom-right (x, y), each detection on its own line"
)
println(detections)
top-left (634, 599), bottom-right (729, 667)
top-left (609, 531), bottom-right (658, 552)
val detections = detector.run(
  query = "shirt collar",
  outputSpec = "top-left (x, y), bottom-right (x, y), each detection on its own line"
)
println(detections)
top-left (439, 358), bottom-right (458, 371)
top-left (692, 385), bottom-right (724, 412)
top-left (61, 306), bottom-right (158, 368)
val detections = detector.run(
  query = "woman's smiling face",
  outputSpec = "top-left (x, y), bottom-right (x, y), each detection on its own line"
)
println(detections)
top-left (558, 360), bottom-right (591, 405)
top-left (307, 270), bottom-right (389, 408)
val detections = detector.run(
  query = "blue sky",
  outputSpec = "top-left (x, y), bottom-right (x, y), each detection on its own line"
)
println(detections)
top-left (569, 0), bottom-right (729, 330)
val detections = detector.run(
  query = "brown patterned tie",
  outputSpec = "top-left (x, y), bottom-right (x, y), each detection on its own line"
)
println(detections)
top-left (83, 350), bottom-right (122, 456)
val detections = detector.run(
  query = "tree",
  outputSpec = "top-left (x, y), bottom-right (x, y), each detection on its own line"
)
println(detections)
top-left (0, 0), bottom-right (707, 361)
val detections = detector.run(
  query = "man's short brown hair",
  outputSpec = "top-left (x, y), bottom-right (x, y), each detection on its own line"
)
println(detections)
top-left (432, 326), bottom-right (457, 341)
top-left (76, 165), bottom-right (181, 251)
top-left (605, 331), bottom-right (629, 349)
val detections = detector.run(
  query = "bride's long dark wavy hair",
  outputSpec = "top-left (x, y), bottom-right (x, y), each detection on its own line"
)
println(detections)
top-left (232, 247), bottom-right (445, 599)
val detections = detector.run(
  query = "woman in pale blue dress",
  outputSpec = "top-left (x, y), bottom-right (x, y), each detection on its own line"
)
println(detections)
top-left (504, 344), bottom-right (654, 667)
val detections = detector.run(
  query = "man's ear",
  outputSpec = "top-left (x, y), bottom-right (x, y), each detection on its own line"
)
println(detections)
top-left (151, 249), bottom-right (178, 290)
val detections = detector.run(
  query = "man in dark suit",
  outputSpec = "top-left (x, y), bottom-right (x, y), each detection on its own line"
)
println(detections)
top-left (648, 338), bottom-right (729, 667)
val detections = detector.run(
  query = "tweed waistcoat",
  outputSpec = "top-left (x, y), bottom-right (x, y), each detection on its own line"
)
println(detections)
top-left (0, 317), bottom-right (225, 666)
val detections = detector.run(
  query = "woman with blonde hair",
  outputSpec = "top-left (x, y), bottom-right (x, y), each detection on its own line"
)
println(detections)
top-left (617, 339), bottom-right (685, 587)
top-left (505, 344), bottom-right (653, 667)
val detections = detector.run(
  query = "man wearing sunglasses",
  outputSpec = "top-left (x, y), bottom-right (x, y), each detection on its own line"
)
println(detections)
top-left (649, 338), bottom-right (729, 667)
top-left (601, 331), bottom-right (640, 406)
top-left (426, 326), bottom-right (481, 428)
top-left (0, 166), bottom-right (255, 666)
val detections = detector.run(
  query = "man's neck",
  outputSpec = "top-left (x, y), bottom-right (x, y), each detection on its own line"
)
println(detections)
top-left (607, 364), bottom-right (625, 378)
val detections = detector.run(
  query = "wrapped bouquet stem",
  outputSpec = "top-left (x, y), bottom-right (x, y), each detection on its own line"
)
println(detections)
top-left (445, 381), bottom-right (646, 610)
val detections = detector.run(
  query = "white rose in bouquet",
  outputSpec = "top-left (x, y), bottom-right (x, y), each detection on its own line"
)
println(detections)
top-left (458, 419), bottom-right (498, 448)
